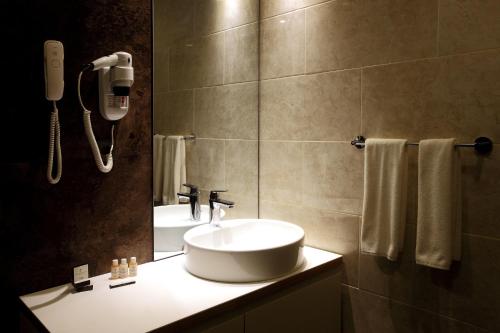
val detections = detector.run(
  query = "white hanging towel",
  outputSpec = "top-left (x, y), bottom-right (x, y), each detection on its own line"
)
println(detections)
top-left (361, 138), bottom-right (408, 261)
top-left (153, 134), bottom-right (166, 203)
top-left (416, 139), bottom-right (461, 270)
top-left (162, 136), bottom-right (186, 205)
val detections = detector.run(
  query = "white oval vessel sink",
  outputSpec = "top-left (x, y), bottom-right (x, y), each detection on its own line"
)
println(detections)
top-left (154, 205), bottom-right (224, 252)
top-left (183, 219), bottom-right (305, 282)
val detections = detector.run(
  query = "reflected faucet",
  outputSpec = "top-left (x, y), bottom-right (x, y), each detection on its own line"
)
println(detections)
top-left (177, 184), bottom-right (201, 221)
top-left (209, 190), bottom-right (234, 226)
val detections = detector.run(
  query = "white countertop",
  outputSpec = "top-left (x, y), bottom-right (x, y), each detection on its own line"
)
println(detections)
top-left (20, 247), bottom-right (341, 333)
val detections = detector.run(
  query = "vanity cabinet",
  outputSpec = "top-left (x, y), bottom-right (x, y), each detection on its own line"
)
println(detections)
top-left (199, 272), bottom-right (340, 333)
top-left (20, 247), bottom-right (341, 333)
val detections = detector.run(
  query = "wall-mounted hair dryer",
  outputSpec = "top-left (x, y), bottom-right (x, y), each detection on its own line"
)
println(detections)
top-left (89, 52), bottom-right (134, 120)
top-left (78, 52), bottom-right (134, 173)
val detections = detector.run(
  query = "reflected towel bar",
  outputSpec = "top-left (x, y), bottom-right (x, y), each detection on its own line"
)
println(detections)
top-left (183, 135), bottom-right (196, 141)
top-left (350, 136), bottom-right (493, 155)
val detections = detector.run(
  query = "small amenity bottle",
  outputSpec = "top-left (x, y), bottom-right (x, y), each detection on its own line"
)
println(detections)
top-left (129, 257), bottom-right (138, 277)
top-left (119, 258), bottom-right (128, 278)
top-left (110, 259), bottom-right (119, 279)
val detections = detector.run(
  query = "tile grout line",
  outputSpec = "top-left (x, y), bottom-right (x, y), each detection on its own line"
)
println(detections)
top-left (260, 46), bottom-right (500, 83)
top-left (167, 80), bottom-right (259, 94)
top-left (463, 232), bottom-right (500, 242)
top-left (261, 0), bottom-right (333, 21)
top-left (260, 199), bottom-right (362, 218)
top-left (201, 20), bottom-right (259, 39)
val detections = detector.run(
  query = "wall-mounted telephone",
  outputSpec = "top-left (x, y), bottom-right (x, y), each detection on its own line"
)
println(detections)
top-left (44, 40), bottom-right (64, 184)
top-left (78, 52), bottom-right (134, 173)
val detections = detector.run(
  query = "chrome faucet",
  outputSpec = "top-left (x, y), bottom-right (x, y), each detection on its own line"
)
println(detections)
top-left (209, 190), bottom-right (234, 225)
top-left (177, 184), bottom-right (201, 221)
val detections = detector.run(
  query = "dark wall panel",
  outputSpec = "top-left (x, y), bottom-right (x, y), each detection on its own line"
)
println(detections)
top-left (0, 0), bottom-right (152, 318)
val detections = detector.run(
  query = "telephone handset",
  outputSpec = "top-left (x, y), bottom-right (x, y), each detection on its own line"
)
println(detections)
top-left (44, 40), bottom-right (64, 184)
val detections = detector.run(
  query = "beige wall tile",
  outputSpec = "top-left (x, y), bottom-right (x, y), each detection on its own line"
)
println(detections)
top-left (186, 139), bottom-right (225, 190)
top-left (155, 90), bottom-right (194, 136)
top-left (260, 11), bottom-right (305, 79)
top-left (306, 0), bottom-right (437, 72)
top-left (154, 50), bottom-right (169, 94)
top-left (410, 235), bottom-right (500, 331)
top-left (194, 86), bottom-right (225, 139)
top-left (195, 0), bottom-right (258, 36)
top-left (439, 0), bottom-right (500, 55)
top-left (342, 285), bottom-right (477, 333)
top-left (260, 201), bottom-right (360, 286)
top-left (296, 209), bottom-right (360, 286)
top-left (224, 193), bottom-right (258, 219)
top-left (153, 93), bottom-right (166, 135)
top-left (462, 148), bottom-right (500, 239)
top-left (358, 225), bottom-right (416, 305)
top-left (194, 83), bottom-right (258, 140)
top-left (169, 41), bottom-right (197, 90)
top-left (260, 0), bottom-right (300, 18)
top-left (302, 142), bottom-right (363, 215)
top-left (224, 23), bottom-right (259, 84)
top-left (195, 0), bottom-right (226, 35)
top-left (225, 140), bottom-right (258, 197)
top-left (224, 82), bottom-right (258, 140)
top-left (260, 0), bottom-right (328, 18)
top-left (154, 0), bottom-right (194, 48)
top-left (260, 141), bottom-right (303, 205)
top-left (303, 70), bottom-right (361, 141)
top-left (194, 33), bottom-right (225, 87)
top-left (261, 70), bottom-right (361, 141)
top-left (169, 34), bottom-right (224, 90)
top-left (260, 76), bottom-right (305, 140)
top-left (362, 50), bottom-right (500, 142)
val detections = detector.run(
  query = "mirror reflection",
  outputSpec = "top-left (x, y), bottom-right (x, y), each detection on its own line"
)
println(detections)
top-left (153, 0), bottom-right (259, 259)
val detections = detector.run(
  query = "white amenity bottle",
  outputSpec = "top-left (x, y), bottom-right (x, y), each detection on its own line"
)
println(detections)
top-left (110, 259), bottom-right (119, 279)
top-left (119, 258), bottom-right (128, 278)
top-left (129, 257), bottom-right (138, 277)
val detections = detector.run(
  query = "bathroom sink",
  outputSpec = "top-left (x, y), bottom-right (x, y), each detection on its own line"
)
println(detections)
top-left (183, 219), bottom-right (305, 282)
top-left (154, 204), bottom-right (224, 252)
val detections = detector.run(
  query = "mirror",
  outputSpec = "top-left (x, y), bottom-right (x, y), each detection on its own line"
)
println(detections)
top-left (152, 0), bottom-right (260, 259)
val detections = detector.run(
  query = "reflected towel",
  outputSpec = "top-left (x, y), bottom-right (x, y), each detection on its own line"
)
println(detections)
top-left (361, 138), bottom-right (408, 261)
top-left (153, 134), bottom-right (166, 202)
top-left (162, 136), bottom-right (186, 205)
top-left (416, 139), bottom-right (461, 270)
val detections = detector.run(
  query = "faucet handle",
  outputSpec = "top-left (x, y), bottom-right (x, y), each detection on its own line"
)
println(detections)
top-left (209, 190), bottom-right (234, 208)
top-left (183, 183), bottom-right (199, 194)
top-left (209, 190), bottom-right (227, 200)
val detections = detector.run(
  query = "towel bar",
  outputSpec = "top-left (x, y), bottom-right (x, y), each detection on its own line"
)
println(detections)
top-left (351, 136), bottom-right (493, 155)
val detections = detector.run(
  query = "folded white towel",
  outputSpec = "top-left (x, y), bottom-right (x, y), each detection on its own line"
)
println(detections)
top-left (162, 136), bottom-right (186, 205)
top-left (416, 139), bottom-right (461, 270)
top-left (361, 138), bottom-right (408, 261)
top-left (153, 134), bottom-right (166, 203)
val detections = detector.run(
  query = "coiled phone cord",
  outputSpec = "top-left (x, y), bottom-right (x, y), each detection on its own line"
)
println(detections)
top-left (47, 101), bottom-right (62, 184)
top-left (78, 70), bottom-right (115, 173)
